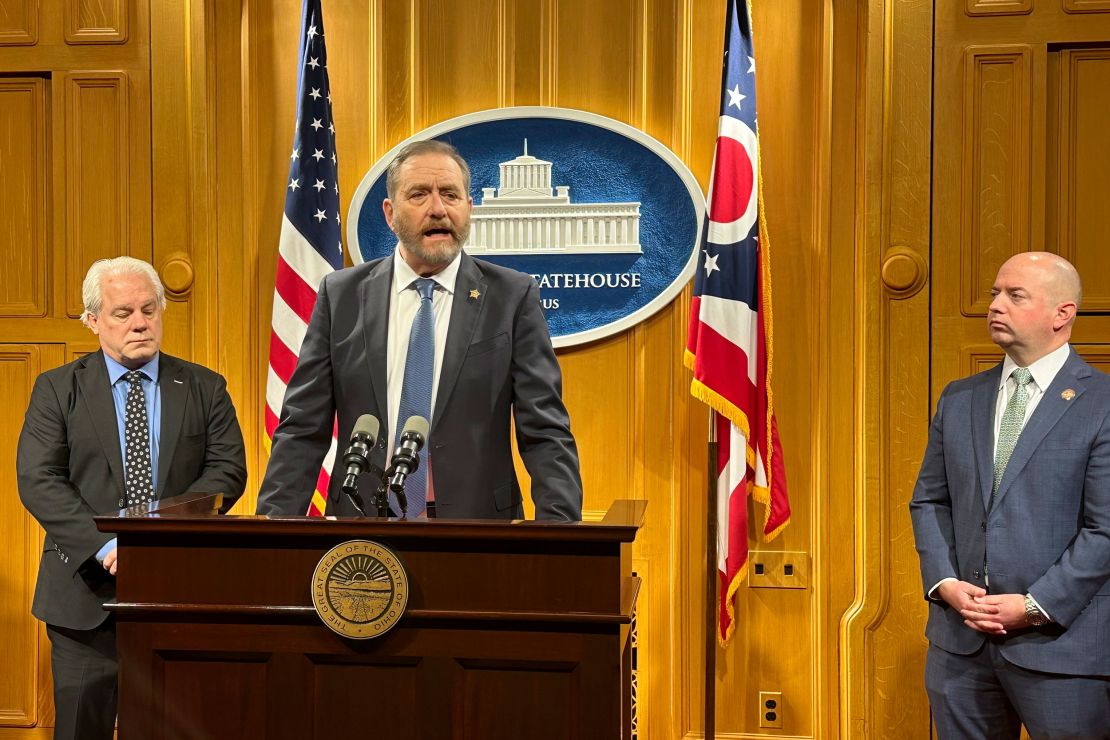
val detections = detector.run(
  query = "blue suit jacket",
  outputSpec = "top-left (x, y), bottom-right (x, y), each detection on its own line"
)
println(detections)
top-left (909, 348), bottom-right (1110, 676)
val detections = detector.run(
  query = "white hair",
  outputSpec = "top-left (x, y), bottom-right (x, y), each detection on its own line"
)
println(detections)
top-left (80, 257), bottom-right (166, 328)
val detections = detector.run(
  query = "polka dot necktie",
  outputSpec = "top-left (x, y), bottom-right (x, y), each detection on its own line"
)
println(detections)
top-left (992, 367), bottom-right (1033, 499)
top-left (124, 370), bottom-right (155, 505)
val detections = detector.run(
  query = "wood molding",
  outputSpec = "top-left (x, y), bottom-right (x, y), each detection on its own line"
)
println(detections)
top-left (840, 0), bottom-right (934, 736)
top-left (0, 345), bottom-right (49, 727)
top-left (1052, 48), bottom-right (1110, 310)
top-left (1073, 343), bottom-right (1110, 373)
top-left (1063, 0), bottom-right (1110, 13)
top-left (0, 78), bottom-right (48, 318)
top-left (64, 0), bottom-right (128, 44)
top-left (965, 0), bottom-right (1033, 16)
top-left (0, 0), bottom-right (38, 45)
top-left (960, 45), bottom-right (1033, 317)
top-left (63, 71), bottom-right (130, 320)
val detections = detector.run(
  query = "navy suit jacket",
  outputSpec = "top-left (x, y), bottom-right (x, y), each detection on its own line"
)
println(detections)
top-left (257, 252), bottom-right (583, 521)
top-left (909, 348), bottom-right (1110, 676)
top-left (17, 351), bottom-right (248, 630)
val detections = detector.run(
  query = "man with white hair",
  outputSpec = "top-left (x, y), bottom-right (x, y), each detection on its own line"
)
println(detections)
top-left (16, 256), bottom-right (247, 740)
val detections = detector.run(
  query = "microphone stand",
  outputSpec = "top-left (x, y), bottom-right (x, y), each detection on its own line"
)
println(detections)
top-left (372, 481), bottom-right (391, 519)
top-left (342, 487), bottom-right (368, 517)
top-left (340, 462), bottom-right (383, 518)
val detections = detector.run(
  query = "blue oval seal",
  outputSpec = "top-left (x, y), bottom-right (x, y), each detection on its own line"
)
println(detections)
top-left (346, 107), bottom-right (705, 347)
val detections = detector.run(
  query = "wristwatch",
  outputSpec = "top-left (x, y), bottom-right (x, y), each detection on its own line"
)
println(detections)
top-left (1024, 594), bottom-right (1049, 627)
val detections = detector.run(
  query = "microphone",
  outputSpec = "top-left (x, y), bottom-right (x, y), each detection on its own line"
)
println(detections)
top-left (340, 415), bottom-right (381, 514)
top-left (387, 416), bottom-right (430, 514)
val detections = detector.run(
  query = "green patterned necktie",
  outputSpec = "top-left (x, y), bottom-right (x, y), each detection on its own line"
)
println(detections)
top-left (993, 367), bottom-right (1034, 494)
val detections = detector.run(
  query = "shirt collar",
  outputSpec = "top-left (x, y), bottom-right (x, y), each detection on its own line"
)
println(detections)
top-left (391, 246), bottom-right (462, 296)
top-left (998, 343), bottom-right (1070, 392)
top-left (104, 352), bottom-right (160, 386)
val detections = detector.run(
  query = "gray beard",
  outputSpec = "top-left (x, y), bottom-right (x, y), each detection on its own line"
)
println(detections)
top-left (399, 223), bottom-right (471, 266)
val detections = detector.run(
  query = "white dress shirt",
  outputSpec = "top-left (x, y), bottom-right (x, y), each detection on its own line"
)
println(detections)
top-left (385, 248), bottom-right (460, 463)
top-left (991, 343), bottom-right (1071, 462)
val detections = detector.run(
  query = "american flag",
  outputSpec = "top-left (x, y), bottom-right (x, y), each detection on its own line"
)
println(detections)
top-left (265, 0), bottom-right (344, 517)
top-left (685, 0), bottom-right (791, 644)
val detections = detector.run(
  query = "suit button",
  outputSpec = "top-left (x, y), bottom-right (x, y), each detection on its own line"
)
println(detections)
top-left (980, 521), bottom-right (987, 531)
top-left (972, 570), bottom-right (980, 579)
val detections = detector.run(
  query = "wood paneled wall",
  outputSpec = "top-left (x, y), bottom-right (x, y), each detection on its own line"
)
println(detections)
top-left (0, 0), bottom-right (152, 729)
top-left (4, 0), bottom-right (1107, 738)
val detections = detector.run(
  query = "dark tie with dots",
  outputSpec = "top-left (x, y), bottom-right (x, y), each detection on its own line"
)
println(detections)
top-left (124, 370), bottom-right (155, 505)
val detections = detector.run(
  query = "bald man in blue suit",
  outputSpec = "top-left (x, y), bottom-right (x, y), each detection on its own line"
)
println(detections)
top-left (910, 252), bottom-right (1110, 739)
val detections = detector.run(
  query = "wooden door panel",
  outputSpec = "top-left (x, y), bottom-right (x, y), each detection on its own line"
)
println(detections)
top-left (0, 78), bottom-right (48, 318)
top-left (0, 0), bottom-right (150, 734)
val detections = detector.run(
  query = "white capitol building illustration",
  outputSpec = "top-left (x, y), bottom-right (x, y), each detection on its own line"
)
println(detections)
top-left (465, 141), bottom-right (642, 255)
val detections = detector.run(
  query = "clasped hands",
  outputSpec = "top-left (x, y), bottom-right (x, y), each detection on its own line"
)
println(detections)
top-left (937, 580), bottom-right (1027, 635)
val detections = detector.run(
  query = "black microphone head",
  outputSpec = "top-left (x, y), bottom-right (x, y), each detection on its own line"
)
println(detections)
top-left (352, 414), bottom-right (380, 444)
top-left (400, 415), bottom-right (430, 448)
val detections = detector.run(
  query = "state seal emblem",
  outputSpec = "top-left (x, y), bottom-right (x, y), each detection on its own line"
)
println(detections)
top-left (348, 107), bottom-right (705, 347)
top-left (311, 540), bottom-right (409, 639)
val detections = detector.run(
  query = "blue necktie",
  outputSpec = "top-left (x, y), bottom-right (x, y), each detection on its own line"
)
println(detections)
top-left (394, 278), bottom-right (436, 517)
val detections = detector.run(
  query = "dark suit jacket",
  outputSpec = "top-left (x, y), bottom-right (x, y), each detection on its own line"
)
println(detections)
top-left (257, 252), bottom-right (583, 521)
top-left (17, 351), bottom-right (248, 630)
top-left (909, 348), bottom-right (1110, 676)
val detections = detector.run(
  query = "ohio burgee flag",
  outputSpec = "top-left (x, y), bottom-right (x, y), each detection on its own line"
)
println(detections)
top-left (685, 0), bottom-right (791, 644)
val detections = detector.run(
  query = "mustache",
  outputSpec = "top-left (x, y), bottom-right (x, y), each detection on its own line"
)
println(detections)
top-left (423, 220), bottom-right (457, 234)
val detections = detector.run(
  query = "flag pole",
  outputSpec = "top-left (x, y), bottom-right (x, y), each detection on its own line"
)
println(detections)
top-left (705, 413), bottom-right (718, 740)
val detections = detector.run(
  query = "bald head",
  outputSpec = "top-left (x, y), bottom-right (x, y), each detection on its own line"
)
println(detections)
top-left (989, 252), bottom-right (1081, 366)
top-left (1001, 251), bottom-right (1082, 308)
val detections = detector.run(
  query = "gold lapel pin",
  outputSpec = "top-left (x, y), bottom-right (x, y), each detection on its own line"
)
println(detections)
top-left (1061, 388), bottom-right (1076, 401)
top-left (469, 289), bottom-right (481, 301)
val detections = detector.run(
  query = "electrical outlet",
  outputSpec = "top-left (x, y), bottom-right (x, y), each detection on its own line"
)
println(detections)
top-left (748, 551), bottom-right (809, 589)
top-left (759, 691), bottom-right (783, 729)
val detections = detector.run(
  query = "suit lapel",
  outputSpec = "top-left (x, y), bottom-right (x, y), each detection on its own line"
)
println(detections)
top-left (973, 366), bottom-right (1001, 512)
top-left (433, 253), bottom-right (486, 430)
top-left (157, 354), bottom-right (188, 496)
top-left (992, 349), bottom-right (1089, 509)
top-left (361, 259), bottom-right (392, 434)
top-left (77, 351), bottom-right (125, 499)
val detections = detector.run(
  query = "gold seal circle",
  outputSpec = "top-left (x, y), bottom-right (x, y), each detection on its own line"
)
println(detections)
top-left (311, 540), bottom-right (409, 639)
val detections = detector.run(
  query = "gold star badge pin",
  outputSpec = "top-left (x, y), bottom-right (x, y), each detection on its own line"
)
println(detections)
top-left (469, 289), bottom-right (481, 300)
top-left (1061, 388), bottom-right (1076, 401)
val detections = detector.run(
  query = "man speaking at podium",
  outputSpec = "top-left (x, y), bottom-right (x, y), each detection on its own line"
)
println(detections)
top-left (17, 256), bottom-right (248, 740)
top-left (257, 139), bottom-right (582, 522)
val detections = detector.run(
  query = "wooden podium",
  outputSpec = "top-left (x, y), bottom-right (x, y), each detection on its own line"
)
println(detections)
top-left (96, 493), bottom-right (645, 740)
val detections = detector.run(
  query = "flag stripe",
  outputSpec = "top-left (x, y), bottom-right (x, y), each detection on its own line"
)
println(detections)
top-left (270, 292), bottom-right (311, 361)
top-left (275, 255), bottom-right (319, 325)
top-left (265, 365), bottom-right (289, 418)
top-left (278, 214), bottom-right (339, 288)
top-left (268, 332), bottom-right (299, 385)
top-left (265, 404), bottom-right (281, 440)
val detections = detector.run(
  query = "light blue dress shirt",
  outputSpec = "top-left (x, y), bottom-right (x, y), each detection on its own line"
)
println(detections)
top-left (96, 353), bottom-right (161, 563)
